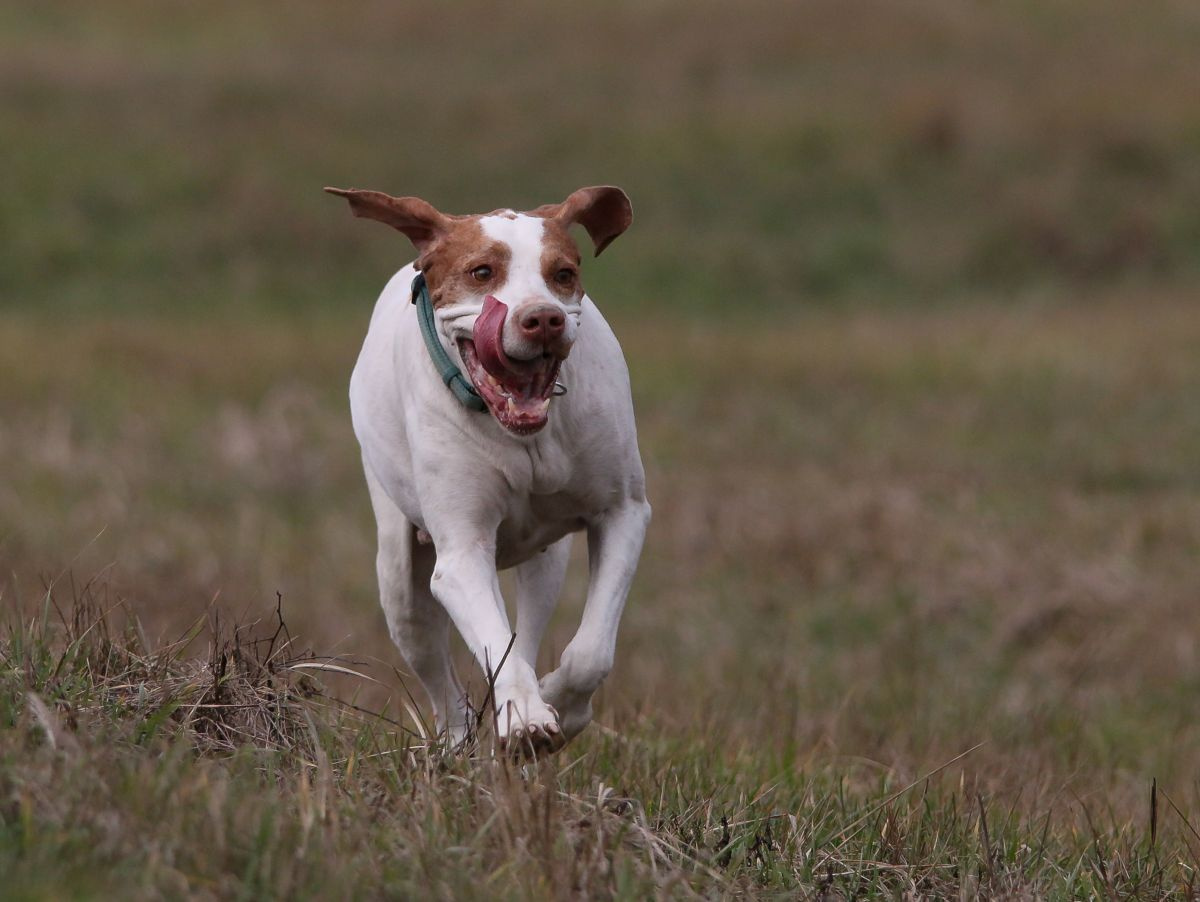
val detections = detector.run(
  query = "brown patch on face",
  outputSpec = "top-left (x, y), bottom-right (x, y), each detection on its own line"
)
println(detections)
top-left (417, 217), bottom-right (512, 308)
top-left (539, 219), bottom-right (584, 301)
top-left (325, 189), bottom-right (517, 309)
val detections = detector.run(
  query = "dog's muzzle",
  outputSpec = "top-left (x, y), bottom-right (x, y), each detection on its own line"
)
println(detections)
top-left (458, 296), bottom-right (570, 435)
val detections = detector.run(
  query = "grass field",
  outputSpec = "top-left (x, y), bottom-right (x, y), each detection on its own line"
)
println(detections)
top-left (4, 2), bottom-right (1200, 898)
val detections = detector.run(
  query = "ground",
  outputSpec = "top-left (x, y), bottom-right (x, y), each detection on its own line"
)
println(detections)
top-left (3, 1), bottom-right (1200, 897)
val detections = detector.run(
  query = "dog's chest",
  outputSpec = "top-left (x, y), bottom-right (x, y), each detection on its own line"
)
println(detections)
top-left (523, 431), bottom-right (574, 494)
top-left (488, 436), bottom-right (596, 567)
top-left (495, 498), bottom-right (587, 569)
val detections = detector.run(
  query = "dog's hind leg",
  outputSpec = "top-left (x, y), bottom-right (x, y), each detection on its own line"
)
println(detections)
top-left (365, 463), bottom-right (470, 745)
top-left (513, 534), bottom-right (573, 672)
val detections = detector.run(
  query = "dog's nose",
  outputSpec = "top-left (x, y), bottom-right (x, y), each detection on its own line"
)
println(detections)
top-left (517, 303), bottom-right (566, 345)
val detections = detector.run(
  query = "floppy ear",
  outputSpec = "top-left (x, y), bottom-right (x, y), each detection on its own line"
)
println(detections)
top-left (536, 186), bottom-right (633, 256)
top-left (324, 187), bottom-right (448, 253)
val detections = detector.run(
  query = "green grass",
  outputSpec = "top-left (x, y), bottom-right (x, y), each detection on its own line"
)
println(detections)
top-left (3, 593), bottom-right (1196, 899)
top-left (5, 296), bottom-right (1200, 897)
top-left (3, 0), bottom-right (1200, 316)
top-left (5, 0), bottom-right (1200, 897)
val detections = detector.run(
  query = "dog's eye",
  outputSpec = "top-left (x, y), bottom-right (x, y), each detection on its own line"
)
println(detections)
top-left (554, 268), bottom-right (576, 286)
top-left (470, 265), bottom-right (493, 282)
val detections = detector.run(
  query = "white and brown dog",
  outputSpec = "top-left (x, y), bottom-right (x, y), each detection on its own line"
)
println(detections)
top-left (326, 185), bottom-right (650, 755)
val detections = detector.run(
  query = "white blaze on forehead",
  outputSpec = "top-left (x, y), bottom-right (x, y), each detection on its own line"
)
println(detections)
top-left (480, 214), bottom-right (548, 301)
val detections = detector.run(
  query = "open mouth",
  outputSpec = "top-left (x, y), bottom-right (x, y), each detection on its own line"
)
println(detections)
top-left (457, 296), bottom-right (563, 435)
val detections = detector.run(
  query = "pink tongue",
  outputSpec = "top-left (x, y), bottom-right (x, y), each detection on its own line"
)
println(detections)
top-left (473, 295), bottom-right (520, 380)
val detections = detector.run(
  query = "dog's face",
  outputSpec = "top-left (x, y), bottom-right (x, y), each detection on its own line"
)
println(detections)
top-left (327, 186), bottom-right (632, 435)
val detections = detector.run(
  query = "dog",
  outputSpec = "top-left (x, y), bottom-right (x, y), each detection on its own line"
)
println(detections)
top-left (326, 185), bottom-right (650, 755)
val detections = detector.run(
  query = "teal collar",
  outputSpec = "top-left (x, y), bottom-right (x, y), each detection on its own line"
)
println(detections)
top-left (411, 272), bottom-right (487, 412)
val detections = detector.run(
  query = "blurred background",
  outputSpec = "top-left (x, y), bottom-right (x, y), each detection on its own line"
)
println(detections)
top-left (3, 0), bottom-right (1200, 804)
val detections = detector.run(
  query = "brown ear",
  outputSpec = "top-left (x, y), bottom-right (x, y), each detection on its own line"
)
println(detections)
top-left (535, 186), bottom-right (632, 257)
top-left (324, 187), bottom-right (448, 253)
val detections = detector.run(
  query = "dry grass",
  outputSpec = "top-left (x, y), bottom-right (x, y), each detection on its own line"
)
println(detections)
top-left (5, 0), bottom-right (1200, 896)
top-left (5, 584), bottom-right (1200, 898)
top-left (4, 293), bottom-right (1200, 896)
top-left (1, 587), bottom-right (722, 898)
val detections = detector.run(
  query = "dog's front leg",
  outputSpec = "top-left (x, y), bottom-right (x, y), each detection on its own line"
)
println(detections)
top-left (539, 498), bottom-right (651, 740)
top-left (429, 540), bottom-right (565, 754)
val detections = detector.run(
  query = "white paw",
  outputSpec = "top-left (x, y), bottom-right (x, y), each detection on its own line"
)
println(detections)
top-left (538, 671), bottom-right (595, 741)
top-left (494, 690), bottom-right (565, 758)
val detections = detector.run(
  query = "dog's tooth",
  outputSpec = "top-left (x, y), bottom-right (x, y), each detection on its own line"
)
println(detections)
top-left (506, 397), bottom-right (516, 414)
top-left (538, 399), bottom-right (550, 413)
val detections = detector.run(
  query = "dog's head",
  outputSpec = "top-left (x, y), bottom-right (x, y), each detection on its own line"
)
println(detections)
top-left (326, 185), bottom-right (632, 436)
